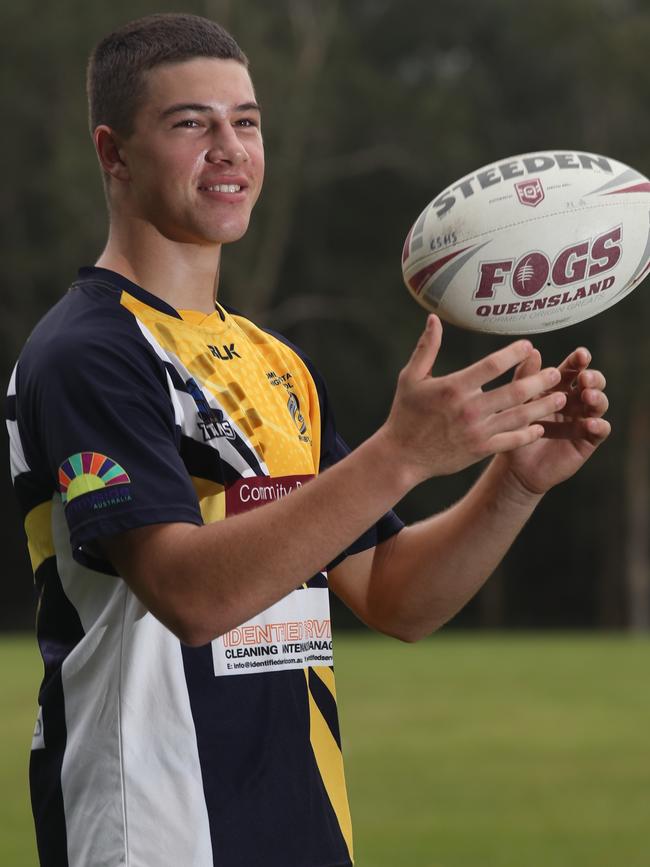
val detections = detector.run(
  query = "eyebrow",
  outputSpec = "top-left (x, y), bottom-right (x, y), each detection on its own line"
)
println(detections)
top-left (160, 101), bottom-right (261, 118)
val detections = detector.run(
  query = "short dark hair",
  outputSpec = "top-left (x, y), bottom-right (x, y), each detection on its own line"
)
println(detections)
top-left (87, 13), bottom-right (248, 136)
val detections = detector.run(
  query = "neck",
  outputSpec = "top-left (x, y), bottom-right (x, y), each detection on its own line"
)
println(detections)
top-left (96, 219), bottom-right (222, 315)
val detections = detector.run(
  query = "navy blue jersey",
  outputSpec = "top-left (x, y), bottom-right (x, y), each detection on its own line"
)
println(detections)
top-left (6, 267), bottom-right (403, 867)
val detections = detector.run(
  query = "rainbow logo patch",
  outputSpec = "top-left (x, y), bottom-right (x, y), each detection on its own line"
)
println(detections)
top-left (58, 452), bottom-right (131, 505)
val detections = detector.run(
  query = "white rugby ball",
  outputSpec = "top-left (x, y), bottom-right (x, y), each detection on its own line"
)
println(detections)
top-left (401, 150), bottom-right (650, 334)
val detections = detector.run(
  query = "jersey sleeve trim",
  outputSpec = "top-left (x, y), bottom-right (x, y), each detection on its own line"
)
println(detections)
top-left (70, 503), bottom-right (202, 551)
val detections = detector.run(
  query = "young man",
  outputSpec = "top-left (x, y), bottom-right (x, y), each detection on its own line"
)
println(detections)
top-left (6, 13), bottom-right (610, 867)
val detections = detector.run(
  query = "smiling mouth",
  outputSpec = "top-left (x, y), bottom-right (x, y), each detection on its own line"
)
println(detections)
top-left (199, 183), bottom-right (243, 193)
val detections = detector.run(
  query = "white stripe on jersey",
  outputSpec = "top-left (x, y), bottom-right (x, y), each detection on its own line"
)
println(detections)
top-left (7, 362), bottom-right (17, 397)
top-left (51, 498), bottom-right (213, 867)
top-left (6, 364), bottom-right (30, 481)
top-left (165, 368), bottom-right (185, 429)
top-left (7, 418), bottom-right (30, 480)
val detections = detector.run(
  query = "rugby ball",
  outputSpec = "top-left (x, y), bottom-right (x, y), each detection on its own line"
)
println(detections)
top-left (401, 150), bottom-right (650, 334)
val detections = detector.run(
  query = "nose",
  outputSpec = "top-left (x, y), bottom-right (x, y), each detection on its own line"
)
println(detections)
top-left (205, 125), bottom-right (249, 166)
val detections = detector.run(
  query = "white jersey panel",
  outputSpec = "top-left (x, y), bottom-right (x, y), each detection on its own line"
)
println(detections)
top-left (6, 366), bottom-right (30, 480)
top-left (51, 499), bottom-right (213, 867)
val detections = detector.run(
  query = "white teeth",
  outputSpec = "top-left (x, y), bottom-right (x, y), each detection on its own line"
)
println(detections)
top-left (203, 183), bottom-right (241, 193)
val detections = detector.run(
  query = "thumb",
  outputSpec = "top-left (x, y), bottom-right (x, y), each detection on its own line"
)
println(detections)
top-left (403, 314), bottom-right (443, 381)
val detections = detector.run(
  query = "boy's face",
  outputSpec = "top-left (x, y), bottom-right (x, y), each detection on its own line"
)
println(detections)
top-left (115, 57), bottom-right (264, 246)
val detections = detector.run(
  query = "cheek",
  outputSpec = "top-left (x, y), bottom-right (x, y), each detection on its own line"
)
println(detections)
top-left (129, 148), bottom-right (174, 195)
top-left (251, 152), bottom-right (265, 194)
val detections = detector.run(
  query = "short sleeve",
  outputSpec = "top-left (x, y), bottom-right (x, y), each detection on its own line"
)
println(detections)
top-left (16, 312), bottom-right (202, 553)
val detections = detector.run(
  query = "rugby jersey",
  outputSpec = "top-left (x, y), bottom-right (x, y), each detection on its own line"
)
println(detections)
top-left (6, 267), bottom-right (403, 867)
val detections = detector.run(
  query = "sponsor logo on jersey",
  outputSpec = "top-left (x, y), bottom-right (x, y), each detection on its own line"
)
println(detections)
top-left (266, 370), bottom-right (293, 389)
top-left (207, 343), bottom-right (241, 361)
top-left (226, 474), bottom-right (313, 515)
top-left (58, 451), bottom-right (132, 509)
top-left (266, 370), bottom-right (311, 443)
top-left (185, 377), bottom-right (237, 442)
top-left (212, 587), bottom-right (333, 676)
top-left (287, 392), bottom-right (309, 441)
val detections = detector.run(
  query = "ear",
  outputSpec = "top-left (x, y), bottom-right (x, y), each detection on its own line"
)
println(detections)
top-left (93, 125), bottom-right (130, 181)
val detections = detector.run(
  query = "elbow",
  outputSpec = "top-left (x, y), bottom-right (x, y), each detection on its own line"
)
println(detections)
top-left (373, 612), bottom-right (447, 644)
top-left (176, 624), bottom-right (216, 648)
top-left (385, 624), bottom-right (436, 644)
top-left (144, 580), bottom-right (236, 647)
top-left (157, 592), bottom-right (239, 647)
top-left (363, 592), bottom-right (446, 643)
top-left (160, 611), bottom-right (217, 647)
top-left (395, 629), bottom-right (427, 644)
top-left (146, 590), bottom-right (223, 647)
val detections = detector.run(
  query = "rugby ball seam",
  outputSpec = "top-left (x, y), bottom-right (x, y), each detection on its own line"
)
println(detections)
top-left (404, 201), bottom-right (650, 270)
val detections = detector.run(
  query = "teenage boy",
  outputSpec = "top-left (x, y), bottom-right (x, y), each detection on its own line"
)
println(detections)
top-left (6, 13), bottom-right (610, 867)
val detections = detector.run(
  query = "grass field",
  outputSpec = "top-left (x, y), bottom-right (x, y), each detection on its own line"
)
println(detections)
top-left (2, 632), bottom-right (649, 867)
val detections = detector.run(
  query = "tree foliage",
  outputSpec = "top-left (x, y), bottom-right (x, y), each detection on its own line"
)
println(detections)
top-left (2, 0), bottom-right (650, 629)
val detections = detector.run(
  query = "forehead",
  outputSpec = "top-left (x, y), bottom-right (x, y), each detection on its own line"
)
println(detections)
top-left (139, 57), bottom-right (256, 119)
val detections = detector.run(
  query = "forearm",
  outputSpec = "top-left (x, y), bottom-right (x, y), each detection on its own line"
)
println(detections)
top-left (364, 454), bottom-right (543, 640)
top-left (105, 427), bottom-right (413, 645)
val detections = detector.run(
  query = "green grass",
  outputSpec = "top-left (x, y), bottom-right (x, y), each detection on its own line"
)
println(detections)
top-left (335, 633), bottom-right (650, 867)
top-left (0, 634), bottom-right (40, 867)
top-left (2, 633), bottom-right (649, 866)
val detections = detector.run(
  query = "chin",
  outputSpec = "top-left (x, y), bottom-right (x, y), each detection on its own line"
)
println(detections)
top-left (161, 221), bottom-right (250, 246)
top-left (210, 221), bottom-right (252, 245)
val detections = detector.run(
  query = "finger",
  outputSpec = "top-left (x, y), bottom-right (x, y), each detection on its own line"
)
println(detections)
top-left (479, 366), bottom-right (561, 415)
top-left (563, 391), bottom-right (608, 419)
top-left (542, 416), bottom-right (611, 445)
top-left (556, 347), bottom-right (591, 391)
top-left (577, 368), bottom-right (606, 391)
top-left (512, 348), bottom-right (542, 382)
top-left (585, 416), bottom-right (612, 444)
top-left (461, 339), bottom-right (535, 390)
top-left (402, 315), bottom-right (443, 382)
top-left (585, 389), bottom-right (609, 416)
top-left (562, 370), bottom-right (608, 417)
top-left (576, 388), bottom-right (609, 418)
top-left (488, 423), bottom-right (546, 453)
top-left (486, 389), bottom-right (567, 435)
top-left (541, 420), bottom-right (589, 439)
